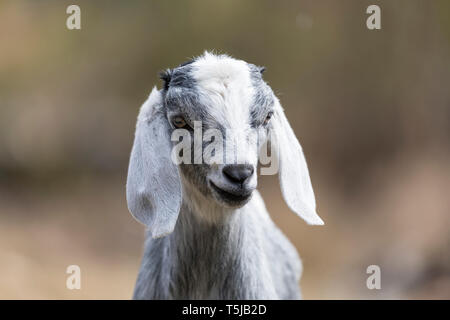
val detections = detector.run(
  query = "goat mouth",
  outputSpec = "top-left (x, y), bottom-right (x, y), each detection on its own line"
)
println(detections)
top-left (209, 181), bottom-right (252, 204)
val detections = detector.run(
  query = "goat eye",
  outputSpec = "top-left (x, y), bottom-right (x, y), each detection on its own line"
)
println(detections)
top-left (172, 116), bottom-right (187, 128)
top-left (263, 111), bottom-right (273, 126)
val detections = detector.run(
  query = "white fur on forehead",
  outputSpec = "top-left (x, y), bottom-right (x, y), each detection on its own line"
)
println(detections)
top-left (191, 52), bottom-right (253, 93)
top-left (190, 52), bottom-right (255, 131)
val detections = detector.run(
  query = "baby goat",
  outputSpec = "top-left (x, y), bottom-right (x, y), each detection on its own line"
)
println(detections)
top-left (126, 52), bottom-right (324, 299)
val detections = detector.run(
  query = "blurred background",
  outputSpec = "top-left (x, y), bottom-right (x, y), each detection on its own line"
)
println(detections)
top-left (1, 0), bottom-right (449, 299)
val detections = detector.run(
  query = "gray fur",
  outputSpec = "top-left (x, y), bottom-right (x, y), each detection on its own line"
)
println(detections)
top-left (249, 64), bottom-right (275, 128)
top-left (133, 192), bottom-right (302, 299)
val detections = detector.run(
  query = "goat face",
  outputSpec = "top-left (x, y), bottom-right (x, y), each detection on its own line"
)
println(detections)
top-left (161, 53), bottom-right (274, 208)
top-left (127, 52), bottom-right (323, 238)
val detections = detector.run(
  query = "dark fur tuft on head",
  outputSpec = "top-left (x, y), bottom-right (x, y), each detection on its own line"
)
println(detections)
top-left (178, 59), bottom-right (195, 68)
top-left (159, 69), bottom-right (173, 91)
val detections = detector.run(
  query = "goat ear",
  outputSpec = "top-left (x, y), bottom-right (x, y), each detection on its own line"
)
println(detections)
top-left (270, 98), bottom-right (324, 225)
top-left (126, 87), bottom-right (182, 238)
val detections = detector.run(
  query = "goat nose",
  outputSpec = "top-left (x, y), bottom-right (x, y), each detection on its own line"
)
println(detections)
top-left (222, 164), bottom-right (254, 184)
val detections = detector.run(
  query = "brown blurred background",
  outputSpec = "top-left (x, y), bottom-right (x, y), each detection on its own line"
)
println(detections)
top-left (1, 0), bottom-right (449, 299)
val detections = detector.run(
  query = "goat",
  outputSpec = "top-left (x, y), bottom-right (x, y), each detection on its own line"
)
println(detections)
top-left (126, 52), bottom-right (324, 299)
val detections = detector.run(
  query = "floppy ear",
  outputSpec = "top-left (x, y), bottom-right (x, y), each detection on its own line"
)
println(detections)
top-left (270, 98), bottom-right (324, 225)
top-left (126, 87), bottom-right (182, 238)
